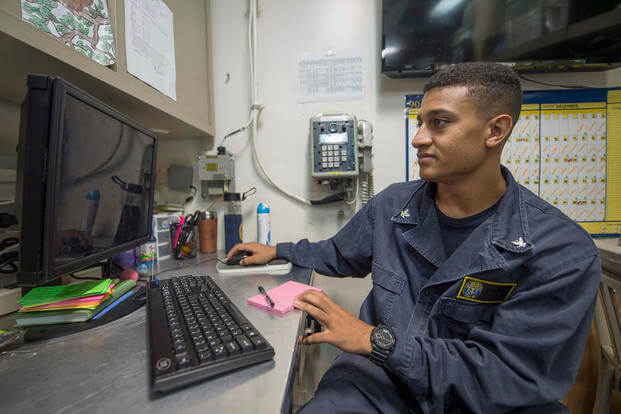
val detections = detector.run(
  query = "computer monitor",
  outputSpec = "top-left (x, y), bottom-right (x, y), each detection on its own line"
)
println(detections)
top-left (16, 75), bottom-right (158, 287)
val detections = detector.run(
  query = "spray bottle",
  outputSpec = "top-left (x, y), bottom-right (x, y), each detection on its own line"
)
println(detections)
top-left (257, 202), bottom-right (270, 245)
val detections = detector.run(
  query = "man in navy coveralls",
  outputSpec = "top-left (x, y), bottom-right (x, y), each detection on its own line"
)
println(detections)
top-left (229, 62), bottom-right (601, 413)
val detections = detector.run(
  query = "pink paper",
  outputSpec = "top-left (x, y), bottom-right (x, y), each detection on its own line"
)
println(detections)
top-left (247, 281), bottom-right (322, 316)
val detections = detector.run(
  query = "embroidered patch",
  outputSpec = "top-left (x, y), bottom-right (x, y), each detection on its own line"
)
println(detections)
top-left (457, 276), bottom-right (517, 303)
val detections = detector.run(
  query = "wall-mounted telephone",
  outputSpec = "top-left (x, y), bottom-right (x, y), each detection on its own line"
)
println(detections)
top-left (309, 114), bottom-right (374, 206)
top-left (310, 114), bottom-right (359, 178)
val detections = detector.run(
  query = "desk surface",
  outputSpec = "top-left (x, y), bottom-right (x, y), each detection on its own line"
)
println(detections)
top-left (0, 254), bottom-right (312, 414)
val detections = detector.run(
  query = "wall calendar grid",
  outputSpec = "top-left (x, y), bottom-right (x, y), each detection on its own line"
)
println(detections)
top-left (405, 88), bottom-right (621, 236)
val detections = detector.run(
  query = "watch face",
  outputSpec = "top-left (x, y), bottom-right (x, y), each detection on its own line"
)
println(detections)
top-left (373, 327), bottom-right (394, 349)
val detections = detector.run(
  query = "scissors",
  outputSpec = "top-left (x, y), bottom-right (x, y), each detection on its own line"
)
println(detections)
top-left (184, 210), bottom-right (201, 226)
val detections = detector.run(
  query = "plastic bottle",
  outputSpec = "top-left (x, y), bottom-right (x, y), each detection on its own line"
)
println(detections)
top-left (80, 189), bottom-right (100, 236)
top-left (257, 203), bottom-right (270, 245)
top-left (135, 216), bottom-right (157, 275)
top-left (224, 192), bottom-right (243, 253)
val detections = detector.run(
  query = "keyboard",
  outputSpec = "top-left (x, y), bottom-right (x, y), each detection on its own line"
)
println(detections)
top-left (147, 275), bottom-right (275, 393)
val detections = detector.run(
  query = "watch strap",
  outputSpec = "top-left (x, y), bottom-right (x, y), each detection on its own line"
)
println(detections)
top-left (369, 346), bottom-right (391, 365)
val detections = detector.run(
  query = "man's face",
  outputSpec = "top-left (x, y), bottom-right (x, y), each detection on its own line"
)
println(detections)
top-left (412, 86), bottom-right (491, 183)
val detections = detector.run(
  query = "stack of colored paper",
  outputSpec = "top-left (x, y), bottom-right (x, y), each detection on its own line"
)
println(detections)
top-left (14, 279), bottom-right (135, 326)
top-left (18, 279), bottom-right (114, 311)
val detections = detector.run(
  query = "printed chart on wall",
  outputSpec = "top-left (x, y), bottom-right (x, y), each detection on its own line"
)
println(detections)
top-left (405, 88), bottom-right (621, 236)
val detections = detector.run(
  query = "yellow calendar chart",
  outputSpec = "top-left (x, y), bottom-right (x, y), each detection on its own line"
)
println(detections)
top-left (503, 105), bottom-right (541, 195)
top-left (502, 92), bottom-right (621, 235)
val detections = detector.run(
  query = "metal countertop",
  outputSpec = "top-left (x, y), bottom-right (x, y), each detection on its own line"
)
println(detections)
top-left (0, 253), bottom-right (312, 414)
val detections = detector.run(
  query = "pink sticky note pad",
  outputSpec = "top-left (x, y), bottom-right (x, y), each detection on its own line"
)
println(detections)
top-left (247, 281), bottom-right (322, 316)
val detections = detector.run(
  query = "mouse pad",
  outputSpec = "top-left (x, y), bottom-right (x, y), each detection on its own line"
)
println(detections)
top-left (216, 259), bottom-right (292, 275)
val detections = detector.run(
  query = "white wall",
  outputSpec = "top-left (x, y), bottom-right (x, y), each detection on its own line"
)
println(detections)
top-left (204, 0), bottom-right (621, 249)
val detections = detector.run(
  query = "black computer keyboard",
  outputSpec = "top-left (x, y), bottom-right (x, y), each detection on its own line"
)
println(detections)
top-left (147, 275), bottom-right (275, 393)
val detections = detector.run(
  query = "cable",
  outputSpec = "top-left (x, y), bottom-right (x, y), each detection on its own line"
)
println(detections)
top-left (219, 122), bottom-right (253, 147)
top-left (206, 194), bottom-right (224, 211)
top-left (344, 177), bottom-right (359, 205)
top-left (359, 173), bottom-right (375, 206)
top-left (218, 0), bottom-right (256, 148)
top-left (246, 0), bottom-right (311, 205)
top-left (518, 74), bottom-right (595, 89)
top-left (360, 176), bottom-right (369, 205)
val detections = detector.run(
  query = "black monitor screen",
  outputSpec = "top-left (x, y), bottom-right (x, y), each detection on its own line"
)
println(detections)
top-left (54, 95), bottom-right (154, 269)
top-left (16, 75), bottom-right (157, 286)
top-left (382, 0), bottom-right (621, 76)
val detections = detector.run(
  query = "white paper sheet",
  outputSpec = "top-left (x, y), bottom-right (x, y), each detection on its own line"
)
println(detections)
top-left (298, 51), bottom-right (364, 103)
top-left (125, 0), bottom-right (176, 100)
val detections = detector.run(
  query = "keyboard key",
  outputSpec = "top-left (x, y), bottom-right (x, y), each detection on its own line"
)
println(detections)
top-left (213, 344), bottom-right (226, 360)
top-left (175, 352), bottom-right (191, 369)
top-left (250, 336), bottom-right (267, 350)
top-left (236, 334), bottom-right (254, 352)
top-left (225, 340), bottom-right (241, 355)
top-left (196, 345), bottom-right (210, 354)
top-left (198, 350), bottom-right (213, 363)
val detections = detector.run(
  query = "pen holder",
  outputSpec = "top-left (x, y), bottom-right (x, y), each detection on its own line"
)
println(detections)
top-left (169, 222), bottom-right (197, 260)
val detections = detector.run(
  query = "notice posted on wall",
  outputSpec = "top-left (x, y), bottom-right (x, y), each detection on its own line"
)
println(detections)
top-left (298, 50), bottom-right (364, 103)
top-left (125, 0), bottom-right (176, 100)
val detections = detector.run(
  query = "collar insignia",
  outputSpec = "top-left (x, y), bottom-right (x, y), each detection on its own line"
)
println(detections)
top-left (511, 236), bottom-right (528, 249)
top-left (399, 209), bottom-right (410, 219)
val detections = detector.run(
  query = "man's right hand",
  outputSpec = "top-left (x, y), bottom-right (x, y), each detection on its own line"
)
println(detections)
top-left (226, 242), bottom-right (277, 265)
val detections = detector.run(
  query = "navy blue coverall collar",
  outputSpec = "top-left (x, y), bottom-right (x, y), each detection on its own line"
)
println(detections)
top-left (390, 166), bottom-right (534, 288)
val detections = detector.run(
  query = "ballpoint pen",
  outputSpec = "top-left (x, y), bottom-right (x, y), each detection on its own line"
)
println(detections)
top-left (258, 285), bottom-right (275, 307)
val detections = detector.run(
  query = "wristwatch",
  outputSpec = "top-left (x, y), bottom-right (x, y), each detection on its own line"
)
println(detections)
top-left (369, 324), bottom-right (396, 366)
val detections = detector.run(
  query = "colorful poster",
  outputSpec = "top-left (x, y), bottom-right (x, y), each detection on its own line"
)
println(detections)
top-left (21, 0), bottom-right (116, 66)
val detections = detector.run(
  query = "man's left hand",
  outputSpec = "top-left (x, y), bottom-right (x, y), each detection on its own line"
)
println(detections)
top-left (294, 290), bottom-right (374, 355)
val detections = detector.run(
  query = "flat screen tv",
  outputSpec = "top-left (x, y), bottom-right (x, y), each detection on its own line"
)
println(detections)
top-left (16, 75), bottom-right (158, 286)
top-left (382, 0), bottom-right (621, 77)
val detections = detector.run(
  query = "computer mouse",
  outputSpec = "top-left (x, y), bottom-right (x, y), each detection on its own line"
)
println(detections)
top-left (226, 250), bottom-right (252, 266)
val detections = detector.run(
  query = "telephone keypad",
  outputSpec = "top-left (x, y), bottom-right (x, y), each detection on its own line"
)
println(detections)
top-left (318, 144), bottom-right (352, 169)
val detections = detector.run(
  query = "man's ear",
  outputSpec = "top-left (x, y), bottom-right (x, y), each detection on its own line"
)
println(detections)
top-left (486, 114), bottom-right (513, 149)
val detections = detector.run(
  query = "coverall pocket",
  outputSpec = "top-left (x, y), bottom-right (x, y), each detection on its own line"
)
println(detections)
top-left (371, 263), bottom-right (405, 325)
top-left (437, 297), bottom-right (496, 340)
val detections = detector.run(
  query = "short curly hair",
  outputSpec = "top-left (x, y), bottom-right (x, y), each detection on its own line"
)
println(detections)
top-left (423, 62), bottom-right (522, 130)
